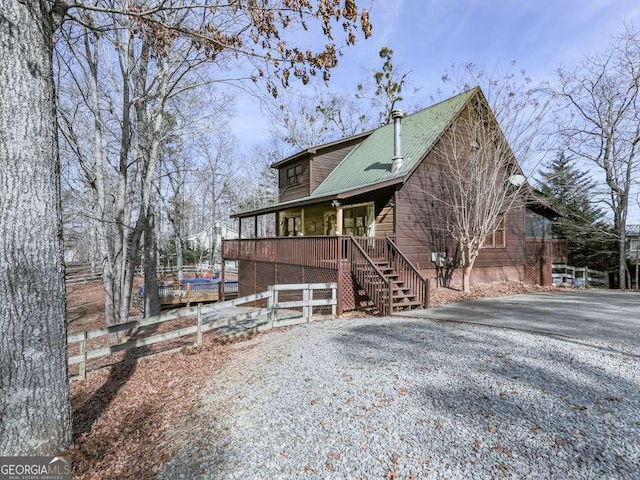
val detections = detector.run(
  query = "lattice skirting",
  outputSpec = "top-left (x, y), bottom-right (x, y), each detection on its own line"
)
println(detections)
top-left (523, 261), bottom-right (552, 286)
top-left (239, 261), bottom-right (342, 314)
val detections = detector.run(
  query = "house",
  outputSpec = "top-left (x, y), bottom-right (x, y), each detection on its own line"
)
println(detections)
top-left (186, 221), bottom-right (240, 269)
top-left (628, 225), bottom-right (640, 261)
top-left (222, 88), bottom-right (566, 315)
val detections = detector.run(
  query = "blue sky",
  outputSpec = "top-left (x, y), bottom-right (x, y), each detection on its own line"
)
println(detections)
top-left (332, 0), bottom-right (640, 90)
top-left (234, 0), bottom-right (640, 140)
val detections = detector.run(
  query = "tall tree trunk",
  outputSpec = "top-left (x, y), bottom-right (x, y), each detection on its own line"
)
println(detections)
top-left (0, 1), bottom-right (71, 454)
top-left (461, 250), bottom-right (477, 293)
top-left (619, 223), bottom-right (627, 290)
top-left (175, 234), bottom-right (184, 282)
top-left (144, 212), bottom-right (160, 317)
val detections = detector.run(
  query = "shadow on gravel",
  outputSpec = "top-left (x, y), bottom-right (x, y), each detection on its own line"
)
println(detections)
top-left (410, 290), bottom-right (640, 347)
top-left (333, 320), bottom-right (640, 476)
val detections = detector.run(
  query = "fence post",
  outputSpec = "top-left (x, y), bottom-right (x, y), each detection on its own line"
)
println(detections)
top-left (303, 286), bottom-right (310, 321)
top-left (79, 332), bottom-right (87, 379)
top-left (331, 284), bottom-right (337, 317)
top-left (585, 266), bottom-right (589, 289)
top-left (220, 262), bottom-right (226, 302)
top-left (196, 303), bottom-right (203, 347)
top-left (267, 285), bottom-right (276, 328)
top-left (186, 282), bottom-right (191, 307)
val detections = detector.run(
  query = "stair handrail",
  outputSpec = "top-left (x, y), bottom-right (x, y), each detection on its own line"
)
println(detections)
top-left (386, 237), bottom-right (430, 308)
top-left (349, 237), bottom-right (391, 315)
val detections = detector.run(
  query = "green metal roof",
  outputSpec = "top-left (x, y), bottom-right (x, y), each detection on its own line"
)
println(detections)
top-left (308, 88), bottom-right (477, 198)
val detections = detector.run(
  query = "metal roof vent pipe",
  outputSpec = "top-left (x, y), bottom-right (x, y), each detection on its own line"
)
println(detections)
top-left (391, 109), bottom-right (404, 174)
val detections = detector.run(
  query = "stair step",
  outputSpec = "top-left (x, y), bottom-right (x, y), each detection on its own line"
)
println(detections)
top-left (392, 300), bottom-right (423, 311)
top-left (392, 285), bottom-right (411, 293)
top-left (393, 293), bottom-right (417, 301)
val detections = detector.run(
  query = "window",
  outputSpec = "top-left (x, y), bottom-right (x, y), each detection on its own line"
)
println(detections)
top-left (342, 204), bottom-right (374, 237)
top-left (286, 164), bottom-right (303, 186)
top-left (284, 216), bottom-right (302, 236)
top-left (483, 216), bottom-right (506, 248)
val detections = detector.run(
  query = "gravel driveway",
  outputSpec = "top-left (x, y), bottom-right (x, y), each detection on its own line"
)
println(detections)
top-left (160, 317), bottom-right (640, 479)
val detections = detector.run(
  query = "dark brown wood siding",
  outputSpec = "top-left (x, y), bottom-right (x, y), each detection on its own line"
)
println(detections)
top-left (395, 135), bottom-right (526, 270)
top-left (278, 158), bottom-right (311, 202)
top-left (310, 138), bottom-right (362, 192)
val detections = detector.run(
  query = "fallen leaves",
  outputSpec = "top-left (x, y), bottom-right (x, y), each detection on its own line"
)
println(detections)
top-left (65, 336), bottom-right (236, 479)
top-left (491, 445), bottom-right (512, 456)
top-left (430, 281), bottom-right (558, 307)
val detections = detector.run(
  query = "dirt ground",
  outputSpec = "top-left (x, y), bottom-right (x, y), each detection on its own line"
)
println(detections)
top-left (65, 279), bottom-right (559, 479)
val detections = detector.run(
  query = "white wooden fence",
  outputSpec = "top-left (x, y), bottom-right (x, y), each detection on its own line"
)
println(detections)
top-left (552, 264), bottom-right (608, 288)
top-left (67, 283), bottom-right (336, 379)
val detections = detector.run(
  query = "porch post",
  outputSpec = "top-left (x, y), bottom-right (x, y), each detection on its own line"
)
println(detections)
top-left (238, 218), bottom-right (243, 238)
top-left (254, 215), bottom-right (258, 238)
top-left (336, 207), bottom-right (343, 235)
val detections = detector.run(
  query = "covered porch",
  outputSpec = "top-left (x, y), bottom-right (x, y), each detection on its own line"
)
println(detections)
top-left (233, 186), bottom-right (396, 240)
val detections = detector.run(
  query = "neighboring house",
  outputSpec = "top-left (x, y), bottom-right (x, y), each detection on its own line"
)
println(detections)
top-left (628, 225), bottom-right (640, 261)
top-left (222, 88), bottom-right (566, 315)
top-left (186, 221), bottom-right (241, 269)
top-left (186, 221), bottom-right (241, 251)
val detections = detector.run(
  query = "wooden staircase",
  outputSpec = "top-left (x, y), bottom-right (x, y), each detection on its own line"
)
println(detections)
top-left (349, 237), bottom-right (429, 315)
top-left (373, 261), bottom-right (423, 312)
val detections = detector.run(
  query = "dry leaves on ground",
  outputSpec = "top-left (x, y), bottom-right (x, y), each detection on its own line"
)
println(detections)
top-left (65, 337), bottom-right (249, 480)
top-left (430, 281), bottom-right (559, 307)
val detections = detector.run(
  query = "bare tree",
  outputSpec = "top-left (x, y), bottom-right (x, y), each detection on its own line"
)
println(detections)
top-left (553, 26), bottom-right (640, 289)
top-left (0, 1), bottom-right (72, 455)
top-left (432, 92), bottom-right (526, 293)
top-left (438, 61), bottom-right (553, 174)
top-left (267, 87), bottom-right (373, 151)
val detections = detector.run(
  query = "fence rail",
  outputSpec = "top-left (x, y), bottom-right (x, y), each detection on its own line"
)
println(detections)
top-left (552, 264), bottom-right (608, 288)
top-left (68, 282), bottom-right (337, 379)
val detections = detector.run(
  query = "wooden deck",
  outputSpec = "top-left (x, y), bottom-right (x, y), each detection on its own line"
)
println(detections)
top-left (158, 280), bottom-right (239, 308)
top-left (223, 236), bottom-right (430, 315)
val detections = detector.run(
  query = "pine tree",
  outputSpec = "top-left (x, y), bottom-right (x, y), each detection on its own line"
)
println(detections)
top-left (538, 152), bottom-right (615, 270)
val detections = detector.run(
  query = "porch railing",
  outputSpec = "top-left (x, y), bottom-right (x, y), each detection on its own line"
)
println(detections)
top-left (386, 237), bottom-right (430, 309)
top-left (222, 236), bottom-right (343, 270)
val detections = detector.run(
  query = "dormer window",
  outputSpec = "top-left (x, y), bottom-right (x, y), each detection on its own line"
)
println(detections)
top-left (287, 165), bottom-right (303, 186)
